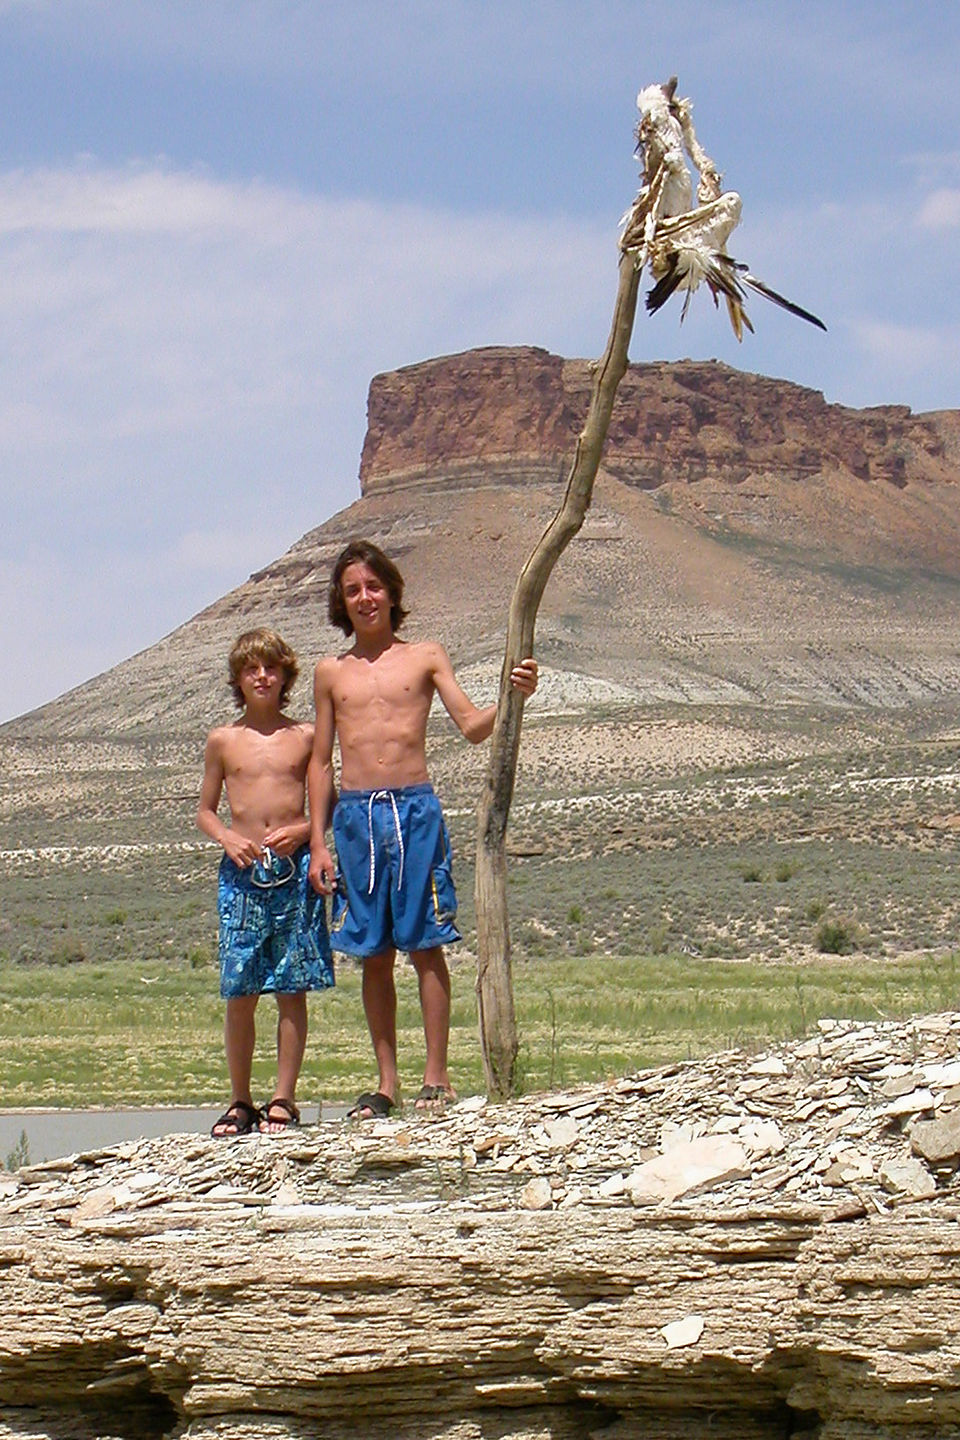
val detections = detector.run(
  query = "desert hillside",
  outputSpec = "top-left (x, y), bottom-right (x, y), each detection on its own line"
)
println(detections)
top-left (4, 348), bottom-right (960, 978)
top-left (7, 346), bottom-right (960, 742)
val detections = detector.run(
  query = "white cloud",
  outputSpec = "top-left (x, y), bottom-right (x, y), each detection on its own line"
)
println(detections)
top-left (0, 161), bottom-right (614, 721)
top-left (853, 320), bottom-right (960, 380)
top-left (1, 145), bottom-right (959, 724)
top-left (916, 188), bottom-right (960, 230)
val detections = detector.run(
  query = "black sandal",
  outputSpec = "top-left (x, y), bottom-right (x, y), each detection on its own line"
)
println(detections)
top-left (211, 1100), bottom-right (262, 1138)
top-left (347, 1091), bottom-right (395, 1119)
top-left (260, 1097), bottom-right (301, 1131)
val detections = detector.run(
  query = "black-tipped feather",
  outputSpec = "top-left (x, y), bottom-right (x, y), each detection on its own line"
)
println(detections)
top-left (645, 254), bottom-right (682, 313)
top-left (647, 248), bottom-right (827, 335)
top-left (734, 266), bottom-right (827, 331)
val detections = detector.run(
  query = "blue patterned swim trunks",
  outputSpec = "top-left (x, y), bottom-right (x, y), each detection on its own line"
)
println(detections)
top-left (217, 845), bottom-right (334, 998)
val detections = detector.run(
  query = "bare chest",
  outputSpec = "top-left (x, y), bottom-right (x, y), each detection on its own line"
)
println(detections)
top-left (334, 655), bottom-right (432, 726)
top-left (223, 729), bottom-right (308, 785)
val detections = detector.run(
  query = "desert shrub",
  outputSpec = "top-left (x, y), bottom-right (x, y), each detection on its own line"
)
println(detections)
top-left (774, 861), bottom-right (796, 883)
top-left (187, 942), bottom-right (216, 970)
top-left (816, 917), bottom-right (858, 955)
top-left (3, 1130), bottom-right (29, 1172)
top-left (50, 936), bottom-right (86, 966)
top-left (741, 865), bottom-right (763, 883)
top-left (645, 922), bottom-right (671, 955)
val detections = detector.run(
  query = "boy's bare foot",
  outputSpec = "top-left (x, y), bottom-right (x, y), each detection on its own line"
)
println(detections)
top-left (211, 1100), bottom-right (262, 1138)
top-left (414, 1084), bottom-right (457, 1112)
top-left (260, 1097), bottom-right (300, 1132)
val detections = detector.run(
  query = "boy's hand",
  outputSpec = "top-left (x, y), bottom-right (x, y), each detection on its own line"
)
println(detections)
top-left (262, 823), bottom-right (308, 857)
top-left (221, 832), bottom-right (261, 869)
top-left (509, 658), bottom-right (538, 696)
top-left (309, 843), bottom-right (336, 896)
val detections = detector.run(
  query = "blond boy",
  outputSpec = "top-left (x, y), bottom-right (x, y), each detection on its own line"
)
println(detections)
top-left (198, 628), bottom-right (333, 1136)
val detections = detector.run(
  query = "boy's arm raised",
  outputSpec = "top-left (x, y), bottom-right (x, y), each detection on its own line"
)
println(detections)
top-left (196, 731), bottom-right (260, 868)
top-left (430, 644), bottom-right (538, 744)
top-left (308, 661), bottom-right (337, 895)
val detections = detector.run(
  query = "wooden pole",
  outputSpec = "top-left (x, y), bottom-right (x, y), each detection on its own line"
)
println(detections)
top-left (474, 249), bottom-right (642, 1098)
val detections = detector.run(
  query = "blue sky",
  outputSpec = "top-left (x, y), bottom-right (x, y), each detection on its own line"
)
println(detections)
top-left (2, 0), bottom-right (959, 723)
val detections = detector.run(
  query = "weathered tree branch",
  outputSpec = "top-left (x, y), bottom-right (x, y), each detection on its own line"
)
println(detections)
top-left (474, 249), bottom-right (641, 1098)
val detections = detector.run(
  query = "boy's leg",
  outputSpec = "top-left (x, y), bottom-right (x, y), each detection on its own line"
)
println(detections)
top-left (212, 993), bottom-right (260, 1136)
top-left (360, 948), bottom-right (399, 1108)
top-left (411, 946), bottom-right (455, 1105)
top-left (224, 993), bottom-right (259, 1098)
top-left (261, 991), bottom-right (308, 1131)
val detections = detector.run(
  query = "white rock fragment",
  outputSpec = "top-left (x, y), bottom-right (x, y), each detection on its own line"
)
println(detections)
top-left (70, 1186), bottom-right (117, 1222)
top-left (455, 1095), bottom-right (487, 1113)
top-left (520, 1177), bottom-right (553, 1210)
top-left (627, 1137), bottom-right (749, 1206)
top-left (272, 1180), bottom-right (303, 1207)
top-left (822, 1149), bottom-right (873, 1186)
top-left (661, 1315), bottom-right (705, 1349)
top-left (597, 1172), bottom-right (627, 1198)
top-left (543, 1116), bottom-right (579, 1149)
top-left (884, 1088), bottom-right (935, 1118)
top-left (880, 1073), bottom-right (922, 1100)
top-left (739, 1120), bottom-right (785, 1158)
top-left (559, 1187), bottom-right (584, 1208)
top-left (921, 1059), bottom-right (960, 1089)
top-left (747, 1056), bottom-right (787, 1076)
top-left (879, 1156), bottom-right (936, 1199)
top-left (910, 1109), bottom-right (960, 1165)
top-left (710, 1115), bottom-right (742, 1134)
top-left (126, 1170), bottom-right (166, 1192)
top-left (660, 1120), bottom-right (696, 1150)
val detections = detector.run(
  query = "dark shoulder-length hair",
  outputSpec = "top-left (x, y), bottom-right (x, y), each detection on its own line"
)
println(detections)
top-left (328, 538), bottom-right (409, 637)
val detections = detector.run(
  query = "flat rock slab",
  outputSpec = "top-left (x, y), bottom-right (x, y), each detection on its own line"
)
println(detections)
top-left (5, 1012), bottom-right (960, 1439)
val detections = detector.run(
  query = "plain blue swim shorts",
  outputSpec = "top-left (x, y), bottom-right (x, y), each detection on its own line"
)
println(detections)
top-left (217, 845), bottom-right (334, 998)
top-left (331, 784), bottom-right (462, 958)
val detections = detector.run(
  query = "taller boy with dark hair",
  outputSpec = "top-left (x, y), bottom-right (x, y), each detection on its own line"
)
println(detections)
top-left (198, 627), bottom-right (334, 1136)
top-left (308, 539), bottom-right (537, 1117)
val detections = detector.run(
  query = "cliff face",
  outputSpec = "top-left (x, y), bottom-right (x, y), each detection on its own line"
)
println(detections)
top-left (7, 346), bottom-right (960, 740)
top-left (359, 345), bottom-right (959, 497)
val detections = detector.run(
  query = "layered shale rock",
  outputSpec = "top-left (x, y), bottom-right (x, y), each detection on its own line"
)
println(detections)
top-left (5, 1013), bottom-right (960, 1439)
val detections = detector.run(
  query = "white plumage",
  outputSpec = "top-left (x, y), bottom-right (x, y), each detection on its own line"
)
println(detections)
top-left (621, 78), bottom-right (825, 340)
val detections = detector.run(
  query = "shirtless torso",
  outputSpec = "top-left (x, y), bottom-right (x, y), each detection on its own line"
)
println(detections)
top-left (198, 715), bottom-right (314, 869)
top-left (307, 558), bottom-right (535, 893)
top-left (304, 546), bottom-right (538, 1112)
top-left (312, 637), bottom-right (490, 793)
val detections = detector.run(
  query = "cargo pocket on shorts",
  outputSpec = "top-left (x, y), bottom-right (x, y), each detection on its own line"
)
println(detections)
top-left (430, 845), bottom-right (458, 926)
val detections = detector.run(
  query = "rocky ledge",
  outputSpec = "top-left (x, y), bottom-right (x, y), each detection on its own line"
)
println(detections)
top-left (358, 346), bottom-right (959, 497)
top-left (5, 1014), bottom-right (960, 1439)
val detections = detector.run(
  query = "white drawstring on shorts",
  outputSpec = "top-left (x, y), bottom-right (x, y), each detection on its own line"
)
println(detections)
top-left (367, 789), bottom-right (405, 894)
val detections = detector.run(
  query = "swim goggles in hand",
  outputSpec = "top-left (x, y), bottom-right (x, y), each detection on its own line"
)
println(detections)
top-left (250, 846), bottom-right (296, 888)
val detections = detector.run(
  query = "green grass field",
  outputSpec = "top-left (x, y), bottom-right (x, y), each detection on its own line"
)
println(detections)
top-left (2, 947), bottom-right (959, 1109)
top-left (3, 702), bottom-right (959, 1110)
